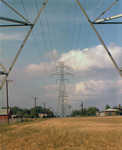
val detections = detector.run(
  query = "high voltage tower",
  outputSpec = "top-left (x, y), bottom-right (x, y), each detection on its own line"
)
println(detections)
top-left (0, 0), bottom-right (48, 89)
top-left (0, 0), bottom-right (122, 90)
top-left (52, 62), bottom-right (74, 117)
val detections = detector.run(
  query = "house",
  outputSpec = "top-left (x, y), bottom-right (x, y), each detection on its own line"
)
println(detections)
top-left (38, 113), bottom-right (47, 118)
top-left (96, 108), bottom-right (121, 117)
top-left (0, 109), bottom-right (12, 120)
top-left (11, 115), bottom-right (18, 119)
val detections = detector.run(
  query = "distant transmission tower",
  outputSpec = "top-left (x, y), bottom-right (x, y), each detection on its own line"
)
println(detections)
top-left (52, 62), bottom-right (73, 117)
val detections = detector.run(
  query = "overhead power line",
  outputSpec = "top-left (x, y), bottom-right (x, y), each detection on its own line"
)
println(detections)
top-left (76, 0), bottom-right (100, 73)
top-left (44, 5), bottom-right (56, 68)
top-left (71, 0), bottom-right (86, 72)
top-left (35, 0), bottom-right (54, 73)
top-left (20, 0), bottom-right (51, 75)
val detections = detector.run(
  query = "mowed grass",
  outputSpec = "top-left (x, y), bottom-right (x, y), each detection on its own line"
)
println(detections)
top-left (0, 116), bottom-right (122, 150)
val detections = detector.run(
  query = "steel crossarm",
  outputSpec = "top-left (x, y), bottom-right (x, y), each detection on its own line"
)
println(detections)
top-left (1, 0), bottom-right (31, 24)
top-left (93, 0), bottom-right (119, 22)
top-left (0, 63), bottom-right (7, 73)
top-left (0, 0), bottom-right (48, 89)
top-left (76, 0), bottom-right (122, 77)
top-left (0, 17), bottom-right (33, 27)
top-left (93, 22), bottom-right (122, 25)
top-left (95, 14), bottom-right (122, 23)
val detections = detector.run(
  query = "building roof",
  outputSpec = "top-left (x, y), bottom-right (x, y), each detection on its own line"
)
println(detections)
top-left (0, 109), bottom-right (10, 115)
top-left (105, 108), bottom-right (120, 112)
top-left (99, 108), bottom-right (121, 113)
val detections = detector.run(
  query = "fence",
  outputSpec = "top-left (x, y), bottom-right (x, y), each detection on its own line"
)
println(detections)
top-left (0, 118), bottom-right (25, 125)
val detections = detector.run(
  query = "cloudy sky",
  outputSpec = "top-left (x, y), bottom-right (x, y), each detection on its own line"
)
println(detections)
top-left (0, 0), bottom-right (122, 113)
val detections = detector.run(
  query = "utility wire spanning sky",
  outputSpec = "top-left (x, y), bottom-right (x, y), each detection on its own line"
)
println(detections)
top-left (0, 0), bottom-right (122, 112)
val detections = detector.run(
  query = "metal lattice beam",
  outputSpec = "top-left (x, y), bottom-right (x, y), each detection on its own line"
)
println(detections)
top-left (93, 0), bottom-right (119, 22)
top-left (76, 0), bottom-right (122, 77)
top-left (0, 0), bottom-right (48, 89)
top-left (0, 17), bottom-right (33, 27)
top-left (1, 0), bottom-right (31, 24)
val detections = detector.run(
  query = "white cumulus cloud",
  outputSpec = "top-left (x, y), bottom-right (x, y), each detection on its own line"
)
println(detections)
top-left (26, 62), bottom-right (49, 74)
top-left (59, 44), bottom-right (122, 71)
top-left (72, 79), bottom-right (122, 101)
top-left (25, 44), bottom-right (122, 80)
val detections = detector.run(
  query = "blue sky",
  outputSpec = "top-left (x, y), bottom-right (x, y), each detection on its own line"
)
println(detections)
top-left (0, 0), bottom-right (122, 113)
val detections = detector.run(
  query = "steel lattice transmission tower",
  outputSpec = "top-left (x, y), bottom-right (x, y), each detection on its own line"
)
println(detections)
top-left (52, 62), bottom-right (73, 117)
top-left (0, 0), bottom-right (48, 89)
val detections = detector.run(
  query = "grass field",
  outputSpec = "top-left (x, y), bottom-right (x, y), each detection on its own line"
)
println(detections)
top-left (0, 116), bottom-right (122, 150)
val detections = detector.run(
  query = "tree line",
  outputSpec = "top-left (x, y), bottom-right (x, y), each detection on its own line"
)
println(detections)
top-left (71, 104), bottom-right (122, 117)
top-left (10, 106), bottom-right (99, 118)
top-left (2, 104), bottom-right (121, 118)
top-left (71, 107), bottom-right (99, 117)
top-left (4, 106), bottom-right (55, 118)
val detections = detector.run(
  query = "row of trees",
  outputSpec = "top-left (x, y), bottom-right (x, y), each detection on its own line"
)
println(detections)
top-left (10, 106), bottom-right (99, 118)
top-left (71, 107), bottom-right (99, 117)
top-left (3, 104), bottom-right (121, 118)
top-left (9, 106), bottom-right (54, 118)
top-left (105, 104), bottom-right (121, 110)
top-left (71, 104), bottom-right (122, 117)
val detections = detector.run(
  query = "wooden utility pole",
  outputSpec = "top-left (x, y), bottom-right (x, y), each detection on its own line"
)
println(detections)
top-left (81, 102), bottom-right (83, 117)
top-left (33, 97), bottom-right (38, 118)
top-left (6, 80), bottom-right (13, 124)
top-left (43, 103), bottom-right (46, 117)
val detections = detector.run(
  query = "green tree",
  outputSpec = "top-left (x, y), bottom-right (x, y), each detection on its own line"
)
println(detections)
top-left (87, 107), bottom-right (99, 116)
top-left (113, 106), bottom-right (118, 109)
top-left (113, 105), bottom-right (122, 115)
top-left (23, 113), bottom-right (30, 118)
top-left (4, 105), bottom-right (54, 118)
top-left (36, 106), bottom-right (43, 117)
top-left (80, 108), bottom-right (88, 116)
top-left (17, 111), bottom-right (23, 118)
top-left (22, 109), bottom-right (30, 118)
top-left (30, 106), bottom-right (49, 118)
top-left (30, 108), bottom-right (35, 118)
top-left (16, 108), bottom-right (30, 118)
top-left (45, 108), bottom-right (54, 118)
top-left (10, 106), bottom-right (23, 115)
top-left (71, 110), bottom-right (80, 117)
top-left (105, 104), bottom-right (111, 110)
top-left (2, 107), bottom-right (7, 109)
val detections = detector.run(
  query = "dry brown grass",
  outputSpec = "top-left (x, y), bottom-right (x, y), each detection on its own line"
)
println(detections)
top-left (0, 116), bottom-right (122, 150)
